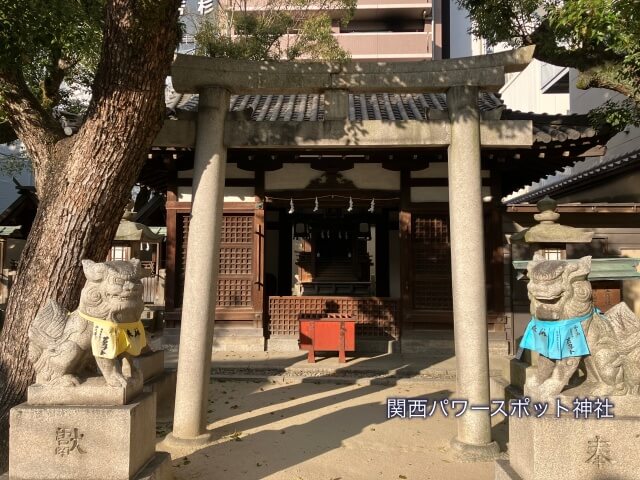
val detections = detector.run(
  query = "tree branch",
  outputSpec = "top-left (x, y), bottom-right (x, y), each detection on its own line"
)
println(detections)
top-left (0, 68), bottom-right (65, 188)
top-left (529, 22), bottom-right (623, 72)
top-left (40, 46), bottom-right (71, 112)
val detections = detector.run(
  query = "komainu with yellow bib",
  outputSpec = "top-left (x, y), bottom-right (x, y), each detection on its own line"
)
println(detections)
top-left (28, 259), bottom-right (150, 388)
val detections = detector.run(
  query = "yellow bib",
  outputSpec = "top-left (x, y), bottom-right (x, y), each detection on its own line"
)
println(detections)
top-left (77, 311), bottom-right (147, 359)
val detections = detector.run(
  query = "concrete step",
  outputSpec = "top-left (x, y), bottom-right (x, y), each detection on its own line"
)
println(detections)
top-left (267, 335), bottom-right (399, 354)
top-left (401, 330), bottom-right (509, 356)
top-left (163, 326), bottom-right (266, 351)
top-left (208, 359), bottom-right (504, 384)
top-left (508, 358), bottom-right (531, 390)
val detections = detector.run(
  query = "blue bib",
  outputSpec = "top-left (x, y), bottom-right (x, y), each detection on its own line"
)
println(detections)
top-left (520, 310), bottom-right (594, 360)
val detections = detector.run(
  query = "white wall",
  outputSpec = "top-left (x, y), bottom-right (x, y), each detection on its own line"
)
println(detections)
top-left (265, 164), bottom-right (400, 191)
top-left (500, 60), bottom-right (569, 114)
top-left (449, 0), bottom-right (473, 58)
top-left (449, 3), bottom-right (570, 115)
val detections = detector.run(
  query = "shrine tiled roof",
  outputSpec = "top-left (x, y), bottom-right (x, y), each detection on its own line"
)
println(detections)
top-left (165, 88), bottom-right (603, 145)
top-left (167, 91), bottom-right (503, 120)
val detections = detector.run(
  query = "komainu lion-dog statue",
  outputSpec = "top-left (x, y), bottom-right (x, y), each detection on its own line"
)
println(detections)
top-left (28, 259), bottom-right (150, 388)
top-left (521, 253), bottom-right (640, 401)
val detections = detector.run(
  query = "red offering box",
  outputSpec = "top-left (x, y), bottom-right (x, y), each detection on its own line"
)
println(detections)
top-left (299, 314), bottom-right (356, 363)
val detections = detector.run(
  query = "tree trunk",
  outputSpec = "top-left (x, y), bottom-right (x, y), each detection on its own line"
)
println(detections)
top-left (0, 0), bottom-right (180, 470)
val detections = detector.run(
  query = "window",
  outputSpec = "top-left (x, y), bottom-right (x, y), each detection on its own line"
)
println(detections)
top-left (109, 245), bottom-right (130, 261)
top-left (542, 248), bottom-right (565, 260)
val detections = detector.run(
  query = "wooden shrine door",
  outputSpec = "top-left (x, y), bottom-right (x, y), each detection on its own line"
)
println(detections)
top-left (592, 281), bottom-right (622, 313)
top-left (174, 205), bottom-right (265, 327)
top-left (408, 213), bottom-right (454, 326)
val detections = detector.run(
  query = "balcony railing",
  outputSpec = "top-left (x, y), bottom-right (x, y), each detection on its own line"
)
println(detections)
top-left (276, 30), bottom-right (432, 60)
top-left (230, 0), bottom-right (432, 12)
top-left (335, 31), bottom-right (432, 60)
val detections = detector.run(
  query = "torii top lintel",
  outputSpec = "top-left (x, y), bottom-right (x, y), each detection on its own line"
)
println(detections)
top-left (171, 46), bottom-right (535, 95)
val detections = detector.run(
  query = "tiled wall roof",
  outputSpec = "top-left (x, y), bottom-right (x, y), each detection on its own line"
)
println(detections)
top-left (503, 148), bottom-right (640, 204)
top-left (166, 88), bottom-right (600, 145)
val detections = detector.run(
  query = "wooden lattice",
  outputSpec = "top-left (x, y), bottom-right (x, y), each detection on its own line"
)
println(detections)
top-left (176, 213), bottom-right (255, 308)
top-left (218, 214), bottom-right (254, 307)
top-left (268, 296), bottom-right (399, 337)
top-left (218, 279), bottom-right (253, 307)
top-left (219, 247), bottom-right (252, 275)
top-left (221, 215), bottom-right (253, 243)
top-left (175, 213), bottom-right (190, 307)
top-left (412, 215), bottom-right (453, 311)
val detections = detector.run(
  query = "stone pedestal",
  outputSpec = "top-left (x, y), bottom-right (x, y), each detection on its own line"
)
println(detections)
top-left (27, 377), bottom-right (143, 406)
top-left (134, 350), bottom-right (166, 382)
top-left (143, 371), bottom-right (177, 423)
top-left (496, 395), bottom-right (640, 480)
top-left (133, 350), bottom-right (176, 423)
top-left (9, 389), bottom-right (172, 480)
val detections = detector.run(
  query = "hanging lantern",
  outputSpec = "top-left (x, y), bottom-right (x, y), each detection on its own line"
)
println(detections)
top-left (347, 196), bottom-right (354, 213)
top-left (368, 198), bottom-right (375, 213)
top-left (313, 197), bottom-right (319, 212)
top-left (288, 198), bottom-right (294, 214)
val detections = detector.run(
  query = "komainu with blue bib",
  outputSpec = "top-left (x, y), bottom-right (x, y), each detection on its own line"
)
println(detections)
top-left (522, 253), bottom-right (640, 401)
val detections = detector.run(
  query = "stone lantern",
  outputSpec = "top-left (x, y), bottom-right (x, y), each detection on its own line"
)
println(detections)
top-left (510, 196), bottom-right (593, 260)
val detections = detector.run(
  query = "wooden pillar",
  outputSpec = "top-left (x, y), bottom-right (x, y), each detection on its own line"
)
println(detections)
top-left (399, 169), bottom-right (412, 331)
top-left (376, 211), bottom-right (390, 297)
top-left (164, 155), bottom-right (178, 312)
top-left (489, 168), bottom-right (505, 317)
top-left (252, 205), bottom-right (265, 329)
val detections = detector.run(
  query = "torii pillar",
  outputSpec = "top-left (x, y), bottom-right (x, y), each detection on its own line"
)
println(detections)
top-left (166, 86), bottom-right (230, 445)
top-left (447, 85), bottom-right (500, 459)
top-left (160, 47), bottom-right (535, 453)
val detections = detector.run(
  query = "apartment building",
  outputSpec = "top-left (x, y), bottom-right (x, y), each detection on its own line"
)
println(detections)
top-left (179, 0), bottom-right (444, 61)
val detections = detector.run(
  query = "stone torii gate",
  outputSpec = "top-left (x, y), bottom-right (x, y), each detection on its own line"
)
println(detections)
top-left (163, 47), bottom-right (535, 459)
